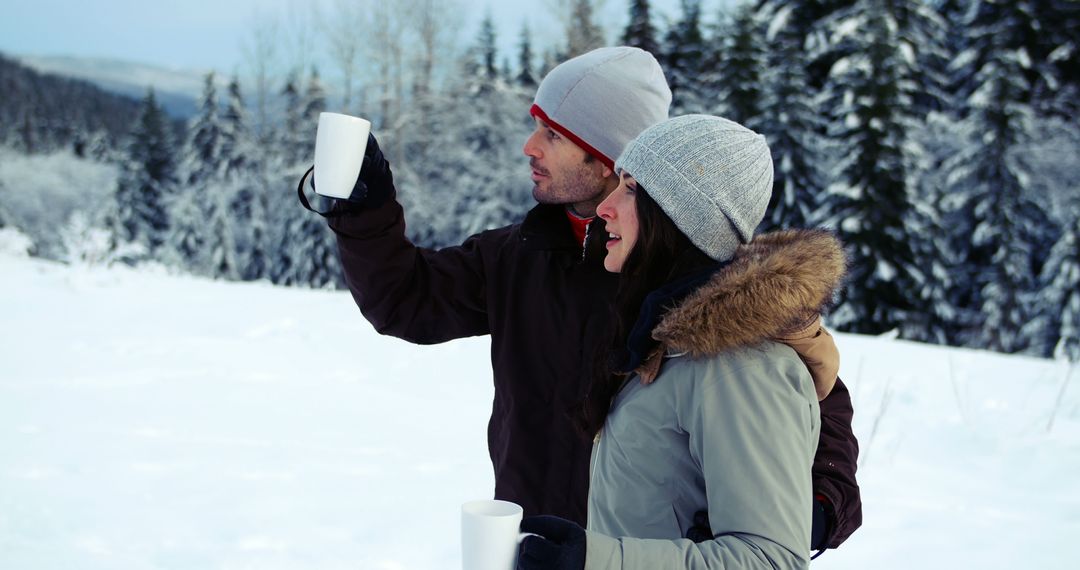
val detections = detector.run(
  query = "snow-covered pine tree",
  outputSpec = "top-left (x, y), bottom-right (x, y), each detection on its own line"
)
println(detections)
top-left (516, 23), bottom-right (538, 88)
top-left (932, 0), bottom-right (973, 102)
top-left (268, 66), bottom-right (336, 288)
top-left (883, 0), bottom-right (952, 341)
top-left (566, 0), bottom-right (605, 58)
top-left (403, 22), bottom-right (533, 248)
top-left (812, 0), bottom-right (947, 117)
top-left (171, 72), bottom-right (231, 277)
top-left (114, 88), bottom-right (175, 255)
top-left (911, 0), bottom-right (979, 346)
top-left (18, 108), bottom-right (36, 153)
top-left (301, 68), bottom-right (326, 157)
top-left (663, 0), bottom-right (709, 114)
top-left (933, 0), bottom-right (971, 27)
top-left (622, 0), bottom-right (661, 59)
top-left (517, 23), bottom-right (538, 88)
top-left (802, 0), bottom-right (860, 90)
top-left (161, 188), bottom-right (203, 270)
top-left (715, 2), bottom-right (768, 130)
top-left (1042, 0), bottom-right (1080, 118)
top-left (179, 73), bottom-right (225, 188)
top-left (397, 51), bottom-right (474, 247)
top-left (500, 57), bottom-right (514, 84)
top-left (754, 1), bottom-right (826, 232)
top-left (884, 0), bottom-right (950, 116)
top-left (945, 0), bottom-right (1057, 354)
top-left (172, 72), bottom-right (221, 274)
top-left (221, 76), bottom-right (252, 181)
top-left (903, 107), bottom-right (971, 345)
top-left (1042, 206), bottom-right (1080, 362)
top-left (78, 129), bottom-right (117, 163)
top-left (219, 75), bottom-right (269, 281)
top-left (277, 73), bottom-right (306, 166)
top-left (0, 189), bottom-right (11, 228)
top-left (478, 13), bottom-right (499, 83)
top-left (951, 0), bottom-right (1047, 108)
top-left (283, 67), bottom-right (340, 288)
top-left (206, 189), bottom-right (239, 281)
top-left (1056, 292), bottom-right (1080, 363)
top-left (539, 48), bottom-right (560, 79)
top-left (813, 0), bottom-right (923, 335)
top-left (270, 72), bottom-right (303, 286)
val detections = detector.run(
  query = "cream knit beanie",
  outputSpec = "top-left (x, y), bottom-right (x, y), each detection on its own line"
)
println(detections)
top-left (531, 46), bottom-right (671, 168)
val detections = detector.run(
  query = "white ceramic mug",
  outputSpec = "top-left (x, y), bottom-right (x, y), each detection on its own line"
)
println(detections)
top-left (461, 499), bottom-right (530, 570)
top-left (312, 112), bottom-right (371, 199)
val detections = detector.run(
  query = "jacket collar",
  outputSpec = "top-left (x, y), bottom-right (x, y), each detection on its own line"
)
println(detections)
top-left (520, 203), bottom-right (579, 250)
top-left (652, 229), bottom-right (847, 358)
top-left (616, 264), bottom-right (723, 373)
top-left (520, 203), bottom-right (611, 267)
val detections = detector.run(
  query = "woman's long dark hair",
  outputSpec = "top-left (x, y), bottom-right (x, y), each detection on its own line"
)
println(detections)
top-left (579, 185), bottom-right (716, 437)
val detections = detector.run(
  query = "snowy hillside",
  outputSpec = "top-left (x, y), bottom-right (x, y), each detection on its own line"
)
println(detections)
top-left (15, 54), bottom-right (219, 118)
top-left (1, 251), bottom-right (1077, 569)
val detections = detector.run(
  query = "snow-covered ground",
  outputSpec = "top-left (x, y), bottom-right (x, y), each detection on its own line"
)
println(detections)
top-left (2, 250), bottom-right (1077, 569)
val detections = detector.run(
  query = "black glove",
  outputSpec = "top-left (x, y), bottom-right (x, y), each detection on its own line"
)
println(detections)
top-left (298, 132), bottom-right (395, 217)
top-left (684, 510), bottom-right (713, 542)
top-left (811, 495), bottom-right (832, 551)
top-left (517, 515), bottom-right (586, 570)
top-left (346, 132), bottom-right (394, 208)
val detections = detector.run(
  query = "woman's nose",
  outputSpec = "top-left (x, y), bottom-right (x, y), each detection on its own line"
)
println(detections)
top-left (596, 198), bottom-right (614, 220)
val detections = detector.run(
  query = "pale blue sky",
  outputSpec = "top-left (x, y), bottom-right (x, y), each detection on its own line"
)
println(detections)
top-left (0, 0), bottom-right (731, 73)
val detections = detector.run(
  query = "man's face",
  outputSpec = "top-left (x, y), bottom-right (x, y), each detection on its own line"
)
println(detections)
top-left (523, 117), bottom-right (612, 216)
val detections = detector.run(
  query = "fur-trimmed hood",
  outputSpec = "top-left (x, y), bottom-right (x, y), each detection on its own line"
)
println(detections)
top-left (653, 228), bottom-right (846, 358)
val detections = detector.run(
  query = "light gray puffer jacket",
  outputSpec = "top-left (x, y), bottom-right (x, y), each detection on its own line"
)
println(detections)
top-left (585, 229), bottom-right (846, 570)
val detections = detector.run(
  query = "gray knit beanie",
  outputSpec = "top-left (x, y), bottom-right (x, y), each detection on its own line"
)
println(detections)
top-left (614, 114), bottom-right (774, 262)
top-left (531, 46), bottom-right (671, 168)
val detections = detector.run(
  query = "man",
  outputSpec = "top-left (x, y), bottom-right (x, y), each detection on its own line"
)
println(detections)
top-left (321, 47), bottom-right (861, 551)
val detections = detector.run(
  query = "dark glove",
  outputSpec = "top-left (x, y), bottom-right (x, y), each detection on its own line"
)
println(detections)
top-left (346, 132), bottom-right (394, 208)
top-left (684, 510), bottom-right (713, 542)
top-left (299, 133), bottom-right (395, 217)
top-left (811, 495), bottom-right (832, 552)
top-left (517, 515), bottom-right (586, 570)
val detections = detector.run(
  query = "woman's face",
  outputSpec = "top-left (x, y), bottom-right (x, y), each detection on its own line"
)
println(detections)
top-left (596, 172), bottom-right (640, 273)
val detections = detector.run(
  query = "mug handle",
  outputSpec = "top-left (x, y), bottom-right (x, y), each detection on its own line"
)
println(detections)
top-left (296, 165), bottom-right (347, 218)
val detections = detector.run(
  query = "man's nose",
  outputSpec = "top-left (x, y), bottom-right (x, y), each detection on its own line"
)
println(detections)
top-left (523, 131), bottom-right (541, 158)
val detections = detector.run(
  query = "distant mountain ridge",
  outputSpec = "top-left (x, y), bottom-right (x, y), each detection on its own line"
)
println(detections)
top-left (0, 52), bottom-right (149, 154)
top-left (13, 53), bottom-right (214, 119)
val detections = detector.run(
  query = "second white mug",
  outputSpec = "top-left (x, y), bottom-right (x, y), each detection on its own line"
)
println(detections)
top-left (461, 499), bottom-right (530, 570)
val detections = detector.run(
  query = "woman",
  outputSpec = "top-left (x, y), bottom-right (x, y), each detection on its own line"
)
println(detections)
top-left (516, 115), bottom-right (847, 569)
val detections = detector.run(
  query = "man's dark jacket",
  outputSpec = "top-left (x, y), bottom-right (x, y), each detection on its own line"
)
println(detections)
top-left (328, 194), bottom-right (862, 548)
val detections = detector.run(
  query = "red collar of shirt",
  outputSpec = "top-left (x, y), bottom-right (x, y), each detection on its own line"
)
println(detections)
top-left (565, 209), bottom-right (594, 248)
